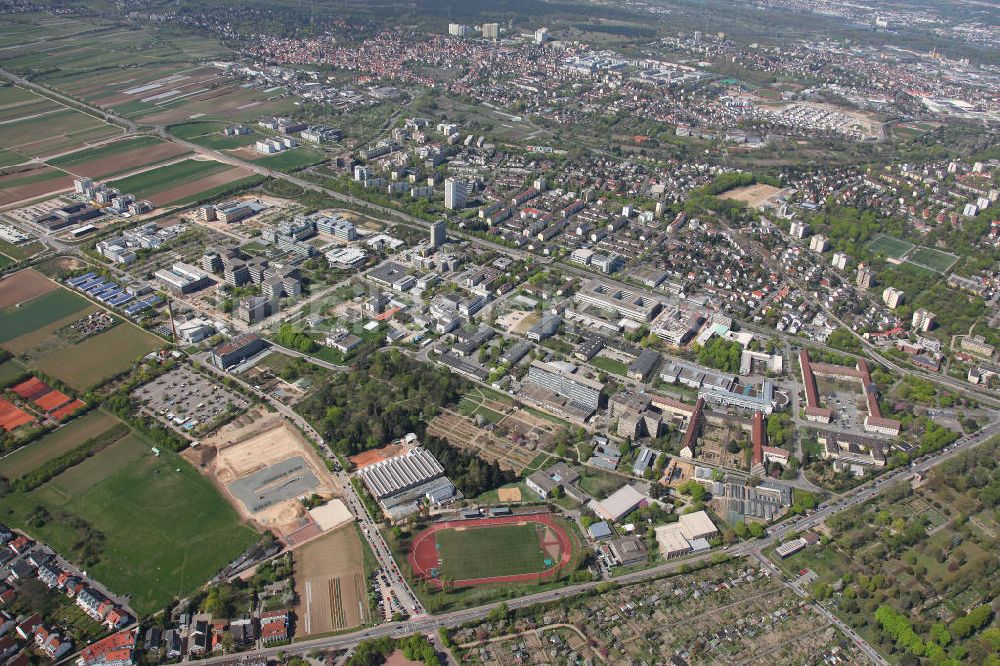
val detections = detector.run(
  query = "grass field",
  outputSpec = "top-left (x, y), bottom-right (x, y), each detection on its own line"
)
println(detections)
top-left (0, 411), bottom-right (117, 480)
top-left (0, 254), bottom-right (11, 270)
top-left (0, 289), bottom-right (90, 344)
top-left (906, 247), bottom-right (959, 273)
top-left (0, 240), bottom-right (43, 262)
top-left (866, 234), bottom-right (915, 259)
top-left (254, 148), bottom-right (327, 173)
top-left (108, 158), bottom-right (229, 198)
top-left (33, 324), bottom-right (162, 391)
top-left (0, 434), bottom-right (258, 615)
top-left (591, 355), bottom-right (628, 376)
top-left (437, 523), bottom-right (547, 580)
top-left (0, 359), bottom-right (25, 387)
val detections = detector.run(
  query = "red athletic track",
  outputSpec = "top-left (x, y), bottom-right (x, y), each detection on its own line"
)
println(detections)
top-left (408, 512), bottom-right (573, 589)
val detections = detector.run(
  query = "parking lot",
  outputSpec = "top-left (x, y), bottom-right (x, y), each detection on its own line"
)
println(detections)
top-left (132, 364), bottom-right (249, 432)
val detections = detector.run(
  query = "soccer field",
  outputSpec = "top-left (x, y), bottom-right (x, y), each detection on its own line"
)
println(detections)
top-left (437, 523), bottom-right (547, 580)
top-left (867, 234), bottom-right (914, 260)
top-left (906, 247), bottom-right (958, 273)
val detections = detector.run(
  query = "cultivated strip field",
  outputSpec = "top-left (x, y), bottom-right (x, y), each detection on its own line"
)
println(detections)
top-left (293, 525), bottom-right (369, 636)
top-left (46, 136), bottom-right (189, 178)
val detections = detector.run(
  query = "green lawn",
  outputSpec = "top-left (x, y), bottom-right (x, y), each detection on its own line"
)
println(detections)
top-left (33, 323), bottom-right (163, 391)
top-left (108, 158), bottom-right (229, 198)
top-left (0, 239), bottom-right (43, 261)
top-left (591, 356), bottom-right (628, 376)
top-left (0, 434), bottom-right (258, 615)
top-left (0, 359), bottom-right (25, 387)
top-left (194, 133), bottom-right (259, 150)
top-left (437, 523), bottom-right (547, 581)
top-left (0, 289), bottom-right (90, 344)
top-left (165, 121), bottom-right (227, 140)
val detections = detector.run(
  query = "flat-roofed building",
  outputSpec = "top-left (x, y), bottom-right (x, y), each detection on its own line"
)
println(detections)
top-left (525, 360), bottom-right (603, 413)
top-left (654, 509), bottom-right (718, 559)
top-left (211, 333), bottom-right (268, 369)
top-left (588, 485), bottom-right (648, 523)
top-left (650, 303), bottom-right (706, 345)
top-left (574, 280), bottom-right (662, 322)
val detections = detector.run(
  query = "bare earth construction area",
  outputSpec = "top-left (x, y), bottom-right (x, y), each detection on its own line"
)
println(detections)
top-left (186, 408), bottom-right (342, 539)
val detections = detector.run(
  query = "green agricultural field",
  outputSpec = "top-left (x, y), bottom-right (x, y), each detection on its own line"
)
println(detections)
top-left (0, 411), bottom-right (118, 481)
top-left (0, 254), bottom-right (12, 270)
top-left (165, 174), bottom-right (264, 207)
top-left (0, 167), bottom-right (70, 189)
top-left (166, 121), bottom-right (228, 140)
top-left (0, 434), bottom-right (258, 615)
top-left (0, 289), bottom-right (90, 344)
top-left (108, 158), bottom-right (229, 198)
top-left (866, 234), bottom-right (914, 260)
top-left (254, 148), bottom-right (327, 173)
top-left (0, 85), bottom-right (37, 105)
top-left (46, 136), bottom-right (164, 168)
top-left (437, 523), bottom-right (548, 580)
top-left (0, 108), bottom-right (116, 156)
top-left (0, 150), bottom-right (26, 168)
top-left (906, 247), bottom-right (958, 273)
top-left (33, 324), bottom-right (162, 391)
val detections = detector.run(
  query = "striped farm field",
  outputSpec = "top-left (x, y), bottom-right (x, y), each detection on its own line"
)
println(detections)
top-left (46, 136), bottom-right (189, 178)
top-left (107, 158), bottom-right (231, 198)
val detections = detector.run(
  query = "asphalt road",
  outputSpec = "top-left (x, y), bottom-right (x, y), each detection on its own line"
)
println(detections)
top-left (188, 420), bottom-right (999, 665)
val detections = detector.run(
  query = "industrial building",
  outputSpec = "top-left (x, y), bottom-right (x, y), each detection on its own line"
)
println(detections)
top-left (356, 444), bottom-right (455, 520)
top-left (211, 333), bottom-right (269, 370)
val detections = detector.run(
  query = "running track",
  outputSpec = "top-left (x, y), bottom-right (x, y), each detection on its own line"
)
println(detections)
top-left (408, 512), bottom-right (573, 588)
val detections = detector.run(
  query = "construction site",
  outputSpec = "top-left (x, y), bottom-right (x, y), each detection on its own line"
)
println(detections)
top-left (184, 408), bottom-right (346, 541)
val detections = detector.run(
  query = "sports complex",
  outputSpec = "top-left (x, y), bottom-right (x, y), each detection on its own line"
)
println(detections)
top-left (408, 512), bottom-right (576, 588)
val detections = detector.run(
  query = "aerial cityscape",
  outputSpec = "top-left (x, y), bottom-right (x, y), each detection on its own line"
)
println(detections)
top-left (0, 0), bottom-right (996, 664)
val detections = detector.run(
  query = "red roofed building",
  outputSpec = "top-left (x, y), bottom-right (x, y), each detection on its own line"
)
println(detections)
top-left (750, 411), bottom-right (791, 476)
top-left (76, 627), bottom-right (137, 666)
top-left (258, 610), bottom-right (289, 644)
top-left (8, 536), bottom-right (31, 554)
